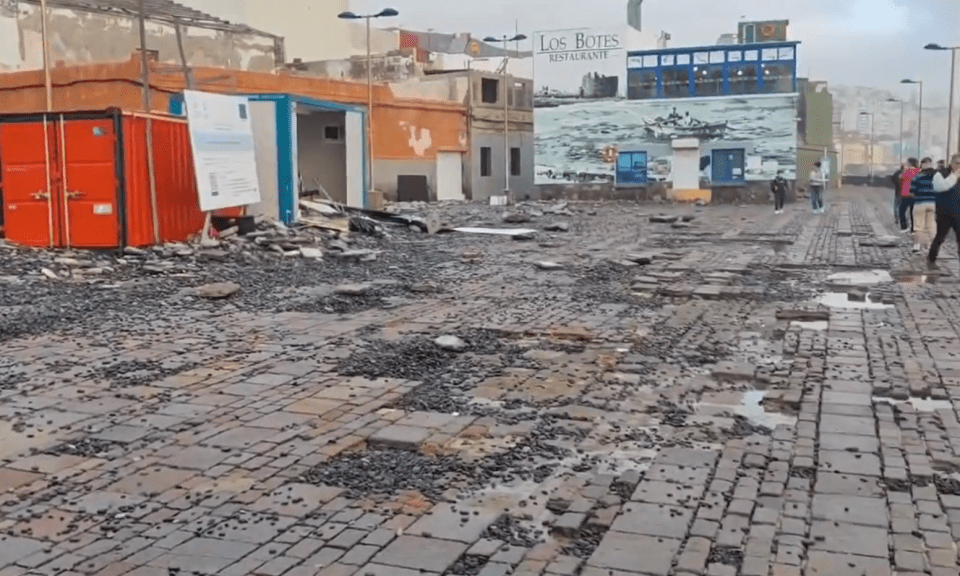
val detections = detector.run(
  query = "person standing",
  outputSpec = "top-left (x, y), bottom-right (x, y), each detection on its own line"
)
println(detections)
top-left (899, 158), bottom-right (920, 233)
top-left (892, 163), bottom-right (904, 222)
top-left (771, 170), bottom-right (788, 214)
top-left (809, 161), bottom-right (826, 213)
top-left (927, 154), bottom-right (960, 269)
top-left (911, 158), bottom-right (937, 253)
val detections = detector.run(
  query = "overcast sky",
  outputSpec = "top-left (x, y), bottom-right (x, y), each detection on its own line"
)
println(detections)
top-left (364, 0), bottom-right (958, 104)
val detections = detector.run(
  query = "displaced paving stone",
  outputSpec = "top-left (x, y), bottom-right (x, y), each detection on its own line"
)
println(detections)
top-left (191, 282), bottom-right (240, 299)
top-left (371, 535), bottom-right (467, 572)
top-left (435, 335), bottom-right (468, 352)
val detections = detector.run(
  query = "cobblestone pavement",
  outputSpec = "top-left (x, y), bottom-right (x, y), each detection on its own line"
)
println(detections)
top-left (2, 186), bottom-right (960, 576)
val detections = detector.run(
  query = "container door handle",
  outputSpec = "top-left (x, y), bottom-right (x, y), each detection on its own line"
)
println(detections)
top-left (31, 191), bottom-right (50, 200)
top-left (66, 191), bottom-right (84, 200)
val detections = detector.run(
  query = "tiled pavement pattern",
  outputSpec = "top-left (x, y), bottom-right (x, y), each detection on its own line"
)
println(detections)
top-left (2, 186), bottom-right (960, 575)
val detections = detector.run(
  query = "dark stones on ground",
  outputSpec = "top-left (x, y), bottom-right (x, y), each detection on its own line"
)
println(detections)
top-left (48, 438), bottom-right (122, 457)
top-left (707, 546), bottom-right (744, 568)
top-left (543, 222), bottom-right (570, 232)
top-left (481, 515), bottom-right (541, 548)
top-left (446, 554), bottom-right (490, 575)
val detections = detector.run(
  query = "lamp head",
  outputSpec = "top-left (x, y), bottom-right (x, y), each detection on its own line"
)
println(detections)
top-left (337, 11), bottom-right (359, 19)
top-left (376, 8), bottom-right (399, 17)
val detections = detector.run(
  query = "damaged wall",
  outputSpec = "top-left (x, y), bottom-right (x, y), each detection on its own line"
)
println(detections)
top-left (0, 3), bottom-right (280, 72)
top-left (0, 54), bottom-right (467, 160)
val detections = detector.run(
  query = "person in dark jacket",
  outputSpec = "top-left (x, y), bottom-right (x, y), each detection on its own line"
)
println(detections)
top-left (892, 163), bottom-right (905, 222)
top-left (927, 154), bottom-right (960, 269)
top-left (771, 170), bottom-right (788, 214)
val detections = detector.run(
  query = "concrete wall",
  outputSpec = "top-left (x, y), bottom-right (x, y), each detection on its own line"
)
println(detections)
top-left (468, 130), bottom-right (535, 201)
top-left (297, 110), bottom-right (347, 204)
top-left (0, 4), bottom-right (279, 72)
top-left (374, 158), bottom-right (436, 199)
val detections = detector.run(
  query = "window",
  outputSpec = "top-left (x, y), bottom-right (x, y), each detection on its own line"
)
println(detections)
top-left (778, 46), bottom-right (795, 60)
top-left (480, 147), bottom-right (492, 177)
top-left (481, 78), bottom-right (499, 104)
top-left (510, 147), bottom-right (521, 176)
top-left (709, 51), bottom-right (725, 64)
top-left (642, 55), bottom-right (658, 67)
top-left (728, 64), bottom-right (759, 95)
top-left (693, 52), bottom-right (709, 64)
top-left (324, 126), bottom-right (341, 141)
top-left (694, 65), bottom-right (723, 97)
top-left (762, 63), bottom-right (794, 93)
top-left (660, 54), bottom-right (675, 66)
top-left (743, 24), bottom-right (756, 43)
top-left (661, 67), bottom-right (690, 98)
top-left (676, 53), bottom-right (691, 65)
top-left (762, 48), bottom-right (779, 61)
top-left (744, 50), bottom-right (759, 61)
top-left (727, 51), bottom-right (743, 63)
top-left (628, 69), bottom-right (658, 99)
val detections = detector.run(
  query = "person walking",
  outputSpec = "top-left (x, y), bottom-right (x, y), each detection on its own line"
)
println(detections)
top-left (809, 161), bottom-right (826, 213)
top-left (927, 154), bottom-right (960, 269)
top-left (911, 157), bottom-right (937, 253)
top-left (771, 170), bottom-right (788, 214)
top-left (899, 158), bottom-right (920, 233)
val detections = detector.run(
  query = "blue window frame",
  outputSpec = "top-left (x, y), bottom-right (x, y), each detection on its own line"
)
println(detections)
top-left (626, 42), bottom-right (798, 100)
top-left (617, 151), bottom-right (648, 185)
top-left (711, 149), bottom-right (746, 183)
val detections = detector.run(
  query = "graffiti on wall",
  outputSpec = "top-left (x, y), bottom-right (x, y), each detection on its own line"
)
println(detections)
top-left (534, 94), bottom-right (799, 184)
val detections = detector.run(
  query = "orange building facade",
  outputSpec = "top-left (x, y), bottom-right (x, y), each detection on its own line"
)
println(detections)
top-left (0, 53), bottom-right (469, 198)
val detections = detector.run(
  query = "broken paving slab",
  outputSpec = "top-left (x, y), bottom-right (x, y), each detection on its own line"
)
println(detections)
top-left (776, 309), bottom-right (830, 321)
top-left (649, 214), bottom-right (680, 223)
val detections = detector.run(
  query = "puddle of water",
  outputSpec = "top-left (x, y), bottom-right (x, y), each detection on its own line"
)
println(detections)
top-left (873, 396), bottom-right (954, 412)
top-left (826, 270), bottom-right (894, 285)
top-left (818, 292), bottom-right (893, 310)
top-left (695, 390), bottom-right (797, 429)
top-left (791, 320), bottom-right (828, 331)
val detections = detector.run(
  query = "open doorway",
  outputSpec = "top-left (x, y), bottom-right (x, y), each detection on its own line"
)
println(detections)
top-left (296, 107), bottom-right (347, 203)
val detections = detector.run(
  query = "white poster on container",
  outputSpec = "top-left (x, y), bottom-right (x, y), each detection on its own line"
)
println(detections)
top-left (533, 27), bottom-right (628, 103)
top-left (184, 90), bottom-right (261, 211)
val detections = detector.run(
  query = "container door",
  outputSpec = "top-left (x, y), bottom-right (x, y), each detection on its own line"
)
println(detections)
top-left (58, 118), bottom-right (121, 248)
top-left (0, 120), bottom-right (58, 247)
top-left (344, 109), bottom-right (365, 209)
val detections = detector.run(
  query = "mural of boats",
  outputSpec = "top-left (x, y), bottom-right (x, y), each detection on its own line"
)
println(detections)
top-left (642, 111), bottom-right (729, 141)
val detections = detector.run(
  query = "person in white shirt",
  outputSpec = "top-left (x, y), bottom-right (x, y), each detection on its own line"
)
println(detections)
top-left (809, 161), bottom-right (826, 214)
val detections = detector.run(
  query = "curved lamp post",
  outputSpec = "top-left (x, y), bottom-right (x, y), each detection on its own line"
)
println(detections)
top-left (338, 8), bottom-right (400, 199)
top-left (887, 98), bottom-right (904, 163)
top-left (484, 34), bottom-right (528, 204)
top-left (901, 78), bottom-right (923, 156)
top-left (925, 43), bottom-right (960, 157)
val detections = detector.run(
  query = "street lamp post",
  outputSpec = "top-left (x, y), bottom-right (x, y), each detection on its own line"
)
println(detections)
top-left (925, 43), bottom-right (960, 158)
top-left (901, 79), bottom-right (923, 156)
top-left (338, 8), bottom-right (400, 202)
top-left (887, 98), bottom-right (905, 163)
top-left (484, 33), bottom-right (528, 205)
top-left (859, 111), bottom-right (875, 179)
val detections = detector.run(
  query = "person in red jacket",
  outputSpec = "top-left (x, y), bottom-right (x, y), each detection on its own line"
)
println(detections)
top-left (899, 158), bottom-right (920, 233)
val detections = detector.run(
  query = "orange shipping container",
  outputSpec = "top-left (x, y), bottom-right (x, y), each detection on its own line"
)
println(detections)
top-left (0, 109), bottom-right (236, 248)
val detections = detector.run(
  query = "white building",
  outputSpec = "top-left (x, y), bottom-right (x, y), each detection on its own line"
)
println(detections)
top-left (182, 0), bottom-right (399, 62)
